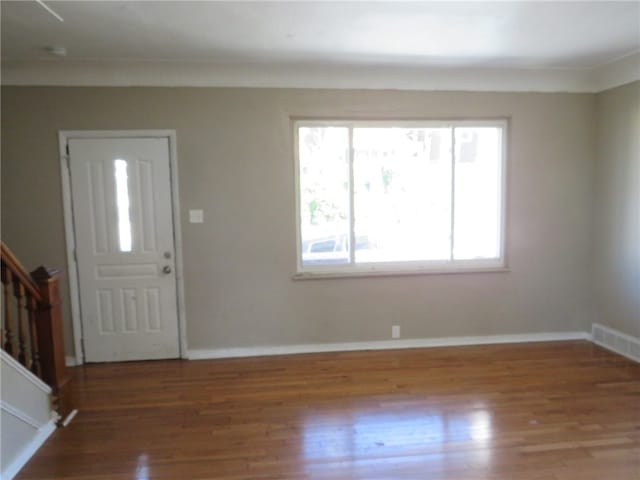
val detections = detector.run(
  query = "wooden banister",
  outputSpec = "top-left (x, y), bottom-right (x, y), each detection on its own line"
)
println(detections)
top-left (1, 242), bottom-right (72, 423)
top-left (32, 266), bottom-right (72, 421)
top-left (1, 243), bottom-right (43, 302)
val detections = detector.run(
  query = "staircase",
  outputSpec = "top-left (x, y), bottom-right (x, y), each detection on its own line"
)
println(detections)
top-left (1, 242), bottom-right (73, 479)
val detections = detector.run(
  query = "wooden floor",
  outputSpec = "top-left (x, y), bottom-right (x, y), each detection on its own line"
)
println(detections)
top-left (17, 341), bottom-right (640, 480)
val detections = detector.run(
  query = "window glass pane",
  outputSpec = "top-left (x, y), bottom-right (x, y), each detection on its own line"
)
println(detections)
top-left (299, 127), bottom-right (350, 266)
top-left (353, 128), bottom-right (452, 263)
top-left (453, 127), bottom-right (502, 260)
top-left (114, 159), bottom-right (132, 253)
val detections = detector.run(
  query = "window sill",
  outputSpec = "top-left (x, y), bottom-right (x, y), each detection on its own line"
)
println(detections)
top-left (292, 266), bottom-right (510, 280)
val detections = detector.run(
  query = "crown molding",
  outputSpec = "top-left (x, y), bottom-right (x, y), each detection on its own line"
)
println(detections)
top-left (592, 52), bottom-right (640, 93)
top-left (1, 56), bottom-right (637, 93)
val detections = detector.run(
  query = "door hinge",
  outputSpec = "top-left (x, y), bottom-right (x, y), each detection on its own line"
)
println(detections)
top-left (65, 143), bottom-right (70, 155)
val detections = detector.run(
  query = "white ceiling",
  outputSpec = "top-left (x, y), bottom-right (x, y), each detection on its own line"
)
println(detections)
top-left (1, 1), bottom-right (639, 91)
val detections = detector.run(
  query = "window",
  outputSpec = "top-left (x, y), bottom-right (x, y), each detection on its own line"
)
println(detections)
top-left (295, 120), bottom-right (507, 276)
top-left (114, 158), bottom-right (133, 252)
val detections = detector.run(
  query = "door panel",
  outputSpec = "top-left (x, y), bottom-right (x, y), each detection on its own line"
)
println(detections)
top-left (68, 137), bottom-right (180, 362)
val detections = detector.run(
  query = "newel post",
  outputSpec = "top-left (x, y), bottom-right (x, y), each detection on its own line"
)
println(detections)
top-left (31, 266), bottom-right (72, 423)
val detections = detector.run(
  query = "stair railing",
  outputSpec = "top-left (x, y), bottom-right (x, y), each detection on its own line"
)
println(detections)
top-left (1, 242), bottom-right (72, 422)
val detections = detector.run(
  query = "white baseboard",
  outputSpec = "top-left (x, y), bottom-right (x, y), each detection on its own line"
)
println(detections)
top-left (1, 417), bottom-right (57, 480)
top-left (592, 323), bottom-right (640, 363)
top-left (188, 331), bottom-right (590, 360)
top-left (65, 356), bottom-right (77, 367)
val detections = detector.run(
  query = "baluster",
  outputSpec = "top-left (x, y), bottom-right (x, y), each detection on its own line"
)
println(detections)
top-left (14, 281), bottom-right (28, 368)
top-left (27, 294), bottom-right (41, 377)
top-left (2, 265), bottom-right (16, 357)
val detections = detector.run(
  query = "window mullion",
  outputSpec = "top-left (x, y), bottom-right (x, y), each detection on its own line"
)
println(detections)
top-left (348, 126), bottom-right (356, 265)
top-left (450, 126), bottom-right (456, 262)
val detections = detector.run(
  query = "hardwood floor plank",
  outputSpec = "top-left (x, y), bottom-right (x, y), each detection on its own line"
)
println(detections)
top-left (16, 341), bottom-right (640, 479)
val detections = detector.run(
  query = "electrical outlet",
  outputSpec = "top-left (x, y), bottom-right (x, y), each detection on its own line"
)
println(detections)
top-left (392, 325), bottom-right (400, 339)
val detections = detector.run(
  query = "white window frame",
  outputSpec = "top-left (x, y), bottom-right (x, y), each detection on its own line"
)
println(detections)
top-left (293, 119), bottom-right (509, 279)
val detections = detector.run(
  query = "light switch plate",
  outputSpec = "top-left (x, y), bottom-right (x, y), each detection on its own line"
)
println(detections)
top-left (189, 209), bottom-right (204, 223)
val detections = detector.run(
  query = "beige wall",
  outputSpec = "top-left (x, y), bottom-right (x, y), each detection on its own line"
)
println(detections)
top-left (1, 87), bottom-right (597, 357)
top-left (593, 81), bottom-right (640, 338)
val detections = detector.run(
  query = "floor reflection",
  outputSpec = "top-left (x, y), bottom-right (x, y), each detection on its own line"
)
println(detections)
top-left (135, 453), bottom-right (149, 480)
top-left (303, 407), bottom-right (492, 474)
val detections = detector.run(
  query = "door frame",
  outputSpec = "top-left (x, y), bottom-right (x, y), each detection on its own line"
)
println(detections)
top-left (59, 130), bottom-right (188, 365)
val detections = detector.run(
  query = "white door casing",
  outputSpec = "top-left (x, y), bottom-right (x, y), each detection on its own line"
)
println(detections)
top-left (67, 136), bottom-right (180, 362)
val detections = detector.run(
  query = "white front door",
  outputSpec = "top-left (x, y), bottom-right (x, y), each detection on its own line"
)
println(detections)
top-left (68, 137), bottom-right (180, 362)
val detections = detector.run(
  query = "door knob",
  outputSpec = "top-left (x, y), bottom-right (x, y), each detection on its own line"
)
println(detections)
top-left (162, 265), bottom-right (172, 274)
